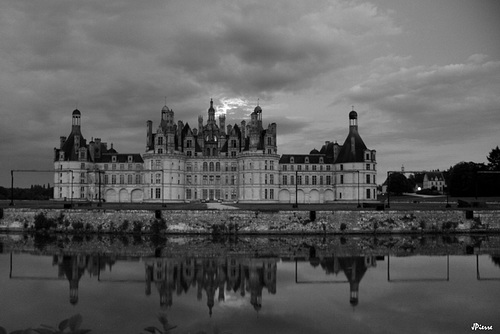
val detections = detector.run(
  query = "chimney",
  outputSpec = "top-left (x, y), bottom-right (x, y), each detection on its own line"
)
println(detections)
top-left (60, 136), bottom-right (67, 149)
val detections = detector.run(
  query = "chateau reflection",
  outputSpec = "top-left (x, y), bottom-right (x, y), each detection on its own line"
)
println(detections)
top-left (7, 250), bottom-right (499, 312)
top-left (144, 257), bottom-right (277, 315)
top-left (52, 254), bottom-right (116, 304)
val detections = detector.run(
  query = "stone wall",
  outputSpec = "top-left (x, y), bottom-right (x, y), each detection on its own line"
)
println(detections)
top-left (1, 208), bottom-right (499, 234)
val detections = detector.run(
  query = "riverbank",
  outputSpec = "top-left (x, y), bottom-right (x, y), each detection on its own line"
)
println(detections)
top-left (1, 207), bottom-right (500, 234)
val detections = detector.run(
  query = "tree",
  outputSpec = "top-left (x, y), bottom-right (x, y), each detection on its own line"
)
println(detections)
top-left (447, 161), bottom-right (496, 197)
top-left (387, 173), bottom-right (411, 195)
top-left (487, 146), bottom-right (500, 171)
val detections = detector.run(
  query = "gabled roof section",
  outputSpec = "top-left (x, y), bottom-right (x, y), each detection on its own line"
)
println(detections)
top-left (335, 130), bottom-right (368, 163)
top-left (98, 153), bottom-right (144, 163)
top-left (59, 132), bottom-right (87, 161)
top-left (279, 154), bottom-right (333, 164)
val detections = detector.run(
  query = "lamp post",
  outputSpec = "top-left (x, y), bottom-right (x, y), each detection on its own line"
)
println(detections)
top-left (70, 169), bottom-right (73, 208)
top-left (9, 170), bottom-right (14, 206)
top-left (386, 171), bottom-right (391, 208)
top-left (356, 170), bottom-right (361, 208)
top-left (293, 170), bottom-right (298, 208)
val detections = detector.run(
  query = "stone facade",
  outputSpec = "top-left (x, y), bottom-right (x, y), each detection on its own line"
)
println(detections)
top-left (53, 101), bottom-right (376, 203)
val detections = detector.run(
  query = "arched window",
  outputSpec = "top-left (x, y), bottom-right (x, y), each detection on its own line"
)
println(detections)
top-left (203, 162), bottom-right (208, 171)
top-left (209, 162), bottom-right (214, 171)
top-left (216, 162), bottom-right (220, 171)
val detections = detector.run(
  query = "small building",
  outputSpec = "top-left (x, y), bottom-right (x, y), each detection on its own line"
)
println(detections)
top-left (423, 172), bottom-right (446, 193)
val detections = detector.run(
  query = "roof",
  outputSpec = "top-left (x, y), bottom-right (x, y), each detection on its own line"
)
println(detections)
top-left (97, 153), bottom-right (144, 163)
top-left (334, 129), bottom-right (368, 163)
top-left (279, 154), bottom-right (333, 164)
top-left (424, 172), bottom-right (444, 181)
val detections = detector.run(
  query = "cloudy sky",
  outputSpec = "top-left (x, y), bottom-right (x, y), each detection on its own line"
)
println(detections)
top-left (1, 0), bottom-right (499, 187)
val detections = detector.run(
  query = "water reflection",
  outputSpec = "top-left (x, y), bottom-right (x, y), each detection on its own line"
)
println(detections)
top-left (2, 234), bottom-right (500, 334)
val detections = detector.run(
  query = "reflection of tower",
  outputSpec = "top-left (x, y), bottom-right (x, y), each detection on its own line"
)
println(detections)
top-left (57, 255), bottom-right (87, 305)
top-left (338, 256), bottom-right (376, 306)
top-left (144, 258), bottom-right (178, 309)
top-left (203, 259), bottom-right (218, 316)
top-left (217, 258), bottom-right (227, 302)
top-left (248, 259), bottom-right (263, 312)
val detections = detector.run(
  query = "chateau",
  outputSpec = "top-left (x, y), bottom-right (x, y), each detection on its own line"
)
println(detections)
top-left (53, 100), bottom-right (377, 203)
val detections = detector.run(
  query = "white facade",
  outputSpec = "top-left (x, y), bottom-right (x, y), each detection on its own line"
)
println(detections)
top-left (54, 103), bottom-right (376, 203)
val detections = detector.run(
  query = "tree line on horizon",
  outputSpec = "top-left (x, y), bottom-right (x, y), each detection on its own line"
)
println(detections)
top-left (0, 183), bottom-right (53, 201)
top-left (386, 146), bottom-right (500, 197)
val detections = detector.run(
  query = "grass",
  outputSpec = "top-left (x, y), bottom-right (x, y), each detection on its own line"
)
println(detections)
top-left (1, 195), bottom-right (500, 211)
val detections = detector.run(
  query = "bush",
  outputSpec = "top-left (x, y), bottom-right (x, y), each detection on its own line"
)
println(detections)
top-left (150, 219), bottom-right (167, 234)
top-left (34, 212), bottom-right (56, 230)
top-left (133, 221), bottom-right (143, 233)
top-left (72, 221), bottom-right (84, 230)
top-left (340, 223), bottom-right (347, 231)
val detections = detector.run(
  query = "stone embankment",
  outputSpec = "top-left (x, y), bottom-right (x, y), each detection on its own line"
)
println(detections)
top-left (1, 207), bottom-right (500, 234)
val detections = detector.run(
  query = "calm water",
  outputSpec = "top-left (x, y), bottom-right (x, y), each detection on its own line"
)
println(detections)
top-left (0, 235), bottom-right (499, 334)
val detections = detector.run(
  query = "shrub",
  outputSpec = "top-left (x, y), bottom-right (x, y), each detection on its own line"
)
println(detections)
top-left (72, 221), bottom-right (84, 230)
top-left (120, 220), bottom-right (130, 232)
top-left (340, 223), bottom-right (347, 231)
top-left (150, 219), bottom-right (167, 234)
top-left (34, 212), bottom-right (56, 230)
top-left (133, 221), bottom-right (143, 233)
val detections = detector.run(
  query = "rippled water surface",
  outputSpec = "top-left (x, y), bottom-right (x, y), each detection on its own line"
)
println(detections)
top-left (0, 235), bottom-right (499, 334)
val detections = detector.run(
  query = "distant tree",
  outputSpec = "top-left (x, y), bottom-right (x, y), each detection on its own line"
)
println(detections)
top-left (487, 146), bottom-right (500, 171)
top-left (387, 173), bottom-right (411, 195)
top-left (447, 161), bottom-right (498, 197)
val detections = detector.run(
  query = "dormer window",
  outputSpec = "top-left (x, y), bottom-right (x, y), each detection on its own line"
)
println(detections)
top-left (290, 157), bottom-right (294, 164)
top-left (319, 157), bottom-right (324, 163)
top-left (305, 157), bottom-right (309, 163)
top-left (112, 155), bottom-right (117, 163)
top-left (128, 155), bottom-right (133, 163)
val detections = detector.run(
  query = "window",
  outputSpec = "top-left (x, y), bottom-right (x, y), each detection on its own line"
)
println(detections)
top-left (290, 157), bottom-right (294, 163)
top-left (135, 174), bottom-right (141, 184)
top-left (186, 139), bottom-right (192, 148)
top-left (209, 162), bottom-right (214, 171)
top-left (267, 137), bottom-right (272, 145)
top-left (312, 176), bottom-right (317, 185)
top-left (203, 162), bottom-right (208, 171)
top-left (104, 175), bottom-right (109, 184)
top-left (366, 175), bottom-right (371, 184)
top-left (186, 189), bottom-right (192, 199)
top-left (119, 175), bottom-right (124, 184)
top-left (187, 151), bottom-right (192, 156)
top-left (319, 176), bottom-right (323, 185)
top-left (264, 189), bottom-right (268, 199)
top-left (265, 174), bottom-right (268, 184)
top-left (104, 164), bottom-right (108, 170)
top-left (80, 187), bottom-right (85, 198)
top-left (290, 175), bottom-right (295, 185)
top-left (312, 165), bottom-right (317, 171)
top-left (81, 163), bottom-right (85, 169)
top-left (128, 156), bottom-right (133, 163)
top-left (270, 189), bottom-right (274, 199)
top-left (158, 137), bottom-right (163, 145)
top-left (297, 175), bottom-right (302, 185)
top-left (231, 163), bottom-right (237, 172)
top-left (112, 175), bottom-right (116, 184)
top-left (203, 175), bottom-right (208, 185)
top-left (155, 173), bottom-right (161, 184)
top-left (340, 175), bottom-right (344, 184)
top-left (340, 165), bottom-right (343, 171)
top-left (326, 175), bottom-right (331, 185)
top-left (282, 175), bottom-right (287, 185)
top-left (270, 174), bottom-right (274, 184)
top-left (283, 165), bottom-right (287, 171)
top-left (265, 160), bottom-right (268, 170)
top-left (305, 165), bottom-right (309, 171)
top-left (290, 165), bottom-right (294, 171)
top-left (128, 174), bottom-right (133, 184)
top-left (231, 140), bottom-right (237, 148)
top-left (305, 157), bottom-right (309, 163)
top-left (216, 162), bottom-right (220, 171)
top-left (366, 189), bottom-right (371, 199)
top-left (231, 175), bottom-right (235, 185)
top-left (366, 164), bottom-right (371, 170)
top-left (187, 164), bottom-right (192, 172)
top-left (187, 175), bottom-right (192, 184)
top-left (231, 151), bottom-right (236, 157)
top-left (112, 156), bottom-right (117, 163)
top-left (120, 164), bottom-right (124, 170)
top-left (297, 165), bottom-right (302, 171)
top-left (326, 165), bottom-right (331, 171)
top-left (155, 188), bottom-right (161, 199)
top-left (158, 148), bottom-right (163, 154)
top-left (270, 161), bottom-right (274, 170)
top-left (112, 164), bottom-right (116, 170)
top-left (305, 175), bottom-right (309, 185)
